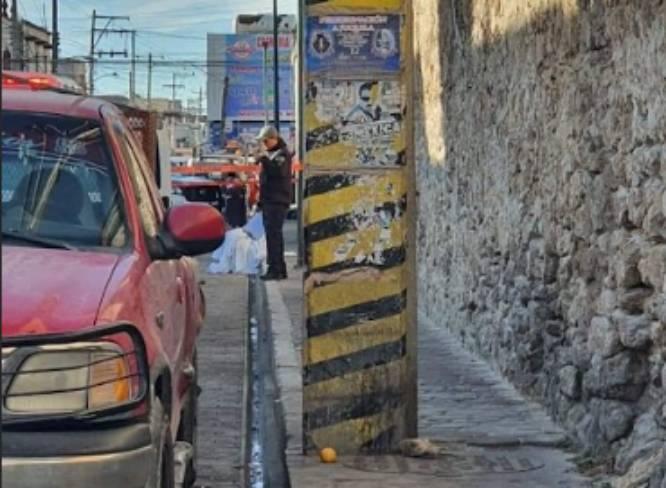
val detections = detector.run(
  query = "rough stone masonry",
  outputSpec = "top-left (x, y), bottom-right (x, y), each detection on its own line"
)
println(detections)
top-left (413, 1), bottom-right (665, 485)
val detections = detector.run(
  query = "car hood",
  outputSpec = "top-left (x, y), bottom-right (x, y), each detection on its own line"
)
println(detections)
top-left (2, 246), bottom-right (121, 337)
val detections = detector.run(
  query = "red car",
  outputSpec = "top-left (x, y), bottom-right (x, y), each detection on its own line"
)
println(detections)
top-left (1, 77), bottom-right (224, 488)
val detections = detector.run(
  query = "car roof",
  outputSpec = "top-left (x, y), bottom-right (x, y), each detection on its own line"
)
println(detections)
top-left (1, 89), bottom-right (118, 121)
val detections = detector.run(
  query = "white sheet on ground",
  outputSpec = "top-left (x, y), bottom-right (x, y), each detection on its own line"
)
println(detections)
top-left (208, 212), bottom-right (266, 275)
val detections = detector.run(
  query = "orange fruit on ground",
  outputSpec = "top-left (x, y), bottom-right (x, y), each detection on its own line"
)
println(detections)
top-left (319, 447), bottom-right (337, 463)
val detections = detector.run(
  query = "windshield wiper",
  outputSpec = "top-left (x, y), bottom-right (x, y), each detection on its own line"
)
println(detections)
top-left (2, 230), bottom-right (79, 251)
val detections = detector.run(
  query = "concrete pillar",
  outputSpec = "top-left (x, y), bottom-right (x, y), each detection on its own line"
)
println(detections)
top-left (301, 0), bottom-right (417, 454)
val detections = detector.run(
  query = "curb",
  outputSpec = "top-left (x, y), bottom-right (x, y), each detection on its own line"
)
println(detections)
top-left (239, 277), bottom-right (254, 488)
top-left (265, 281), bottom-right (304, 470)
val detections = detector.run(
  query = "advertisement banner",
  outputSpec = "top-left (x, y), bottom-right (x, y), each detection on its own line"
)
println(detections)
top-left (228, 121), bottom-right (296, 149)
top-left (208, 120), bottom-right (296, 152)
top-left (306, 15), bottom-right (401, 75)
top-left (305, 79), bottom-right (405, 168)
top-left (219, 34), bottom-right (295, 120)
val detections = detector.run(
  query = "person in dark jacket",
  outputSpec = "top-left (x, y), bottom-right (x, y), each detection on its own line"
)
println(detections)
top-left (256, 125), bottom-right (292, 280)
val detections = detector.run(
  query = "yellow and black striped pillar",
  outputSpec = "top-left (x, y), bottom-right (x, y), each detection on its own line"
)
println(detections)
top-left (302, 0), bottom-right (417, 454)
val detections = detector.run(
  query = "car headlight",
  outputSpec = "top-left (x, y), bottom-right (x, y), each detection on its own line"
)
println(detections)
top-left (4, 343), bottom-right (134, 414)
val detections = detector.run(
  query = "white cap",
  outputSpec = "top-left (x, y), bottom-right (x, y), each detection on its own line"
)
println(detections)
top-left (256, 125), bottom-right (279, 141)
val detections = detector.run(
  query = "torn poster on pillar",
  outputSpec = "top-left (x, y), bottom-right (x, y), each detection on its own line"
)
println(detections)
top-left (306, 15), bottom-right (402, 75)
top-left (305, 79), bottom-right (405, 168)
top-left (304, 173), bottom-right (408, 273)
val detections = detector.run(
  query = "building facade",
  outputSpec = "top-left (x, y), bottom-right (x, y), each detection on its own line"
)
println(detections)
top-left (1, 4), bottom-right (53, 73)
top-left (21, 19), bottom-right (52, 72)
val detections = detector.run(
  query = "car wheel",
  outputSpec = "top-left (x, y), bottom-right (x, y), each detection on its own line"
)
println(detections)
top-left (178, 349), bottom-right (198, 487)
top-left (155, 399), bottom-right (176, 488)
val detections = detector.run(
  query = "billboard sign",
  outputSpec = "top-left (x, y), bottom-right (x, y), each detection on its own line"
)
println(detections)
top-left (218, 34), bottom-right (295, 120)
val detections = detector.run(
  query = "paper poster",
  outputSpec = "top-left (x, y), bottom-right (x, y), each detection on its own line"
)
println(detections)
top-left (306, 0), bottom-right (402, 11)
top-left (305, 79), bottom-right (405, 168)
top-left (306, 15), bottom-right (401, 75)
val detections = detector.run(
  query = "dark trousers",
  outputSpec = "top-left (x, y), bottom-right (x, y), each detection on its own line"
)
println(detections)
top-left (263, 203), bottom-right (288, 273)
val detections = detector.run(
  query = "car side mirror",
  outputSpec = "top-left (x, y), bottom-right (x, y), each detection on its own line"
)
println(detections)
top-left (156, 203), bottom-right (225, 259)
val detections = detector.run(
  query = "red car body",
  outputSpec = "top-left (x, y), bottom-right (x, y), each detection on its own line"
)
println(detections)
top-left (2, 86), bottom-right (223, 488)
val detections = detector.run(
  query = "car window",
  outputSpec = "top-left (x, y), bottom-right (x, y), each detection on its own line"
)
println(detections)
top-left (113, 124), bottom-right (160, 238)
top-left (123, 125), bottom-right (164, 220)
top-left (1, 111), bottom-right (129, 248)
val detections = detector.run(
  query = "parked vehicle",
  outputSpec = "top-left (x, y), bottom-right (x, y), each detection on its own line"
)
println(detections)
top-left (171, 176), bottom-right (225, 212)
top-left (1, 73), bottom-right (225, 488)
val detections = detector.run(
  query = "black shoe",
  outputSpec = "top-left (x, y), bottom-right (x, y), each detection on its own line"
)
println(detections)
top-left (261, 270), bottom-right (282, 281)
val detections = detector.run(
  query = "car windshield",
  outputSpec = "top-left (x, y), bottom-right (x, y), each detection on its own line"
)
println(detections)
top-left (1, 111), bottom-right (128, 249)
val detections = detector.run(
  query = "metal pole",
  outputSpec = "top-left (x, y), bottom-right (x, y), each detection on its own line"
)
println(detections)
top-left (130, 30), bottom-right (136, 102)
top-left (12, 0), bottom-right (24, 70)
top-left (296, 0), bottom-right (305, 267)
top-left (272, 1), bottom-right (280, 130)
top-left (171, 72), bottom-right (176, 109)
top-left (51, 0), bottom-right (58, 73)
top-left (171, 73), bottom-right (176, 149)
top-left (89, 9), bottom-right (96, 94)
top-left (220, 75), bottom-right (229, 150)
top-left (198, 86), bottom-right (203, 123)
top-left (147, 52), bottom-right (152, 107)
top-left (262, 41), bottom-right (269, 125)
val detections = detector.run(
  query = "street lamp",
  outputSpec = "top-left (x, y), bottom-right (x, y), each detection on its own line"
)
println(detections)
top-left (90, 72), bottom-right (119, 95)
top-left (273, 0), bottom-right (280, 130)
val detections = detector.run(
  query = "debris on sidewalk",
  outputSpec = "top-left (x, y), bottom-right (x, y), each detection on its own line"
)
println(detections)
top-left (399, 438), bottom-right (441, 458)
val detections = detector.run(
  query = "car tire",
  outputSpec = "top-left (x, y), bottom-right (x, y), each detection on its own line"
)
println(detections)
top-left (154, 399), bottom-right (176, 488)
top-left (178, 349), bottom-right (198, 487)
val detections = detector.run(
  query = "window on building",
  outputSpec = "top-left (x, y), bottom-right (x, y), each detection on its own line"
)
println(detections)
top-left (2, 49), bottom-right (10, 69)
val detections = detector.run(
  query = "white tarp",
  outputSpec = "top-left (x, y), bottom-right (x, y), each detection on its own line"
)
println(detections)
top-left (208, 212), bottom-right (266, 275)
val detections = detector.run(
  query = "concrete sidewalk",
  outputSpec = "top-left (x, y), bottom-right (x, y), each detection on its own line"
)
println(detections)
top-left (268, 258), bottom-right (592, 487)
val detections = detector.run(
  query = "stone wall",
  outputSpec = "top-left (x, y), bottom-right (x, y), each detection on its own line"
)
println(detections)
top-left (413, 0), bottom-right (666, 484)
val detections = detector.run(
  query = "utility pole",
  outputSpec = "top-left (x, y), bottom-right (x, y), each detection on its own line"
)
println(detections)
top-left (51, 0), bottom-right (58, 73)
top-left (198, 86), bottom-right (203, 123)
top-left (164, 73), bottom-right (185, 148)
top-left (262, 40), bottom-right (269, 124)
top-left (12, 0), bottom-right (23, 70)
top-left (89, 11), bottom-right (130, 96)
top-left (164, 73), bottom-right (185, 111)
top-left (89, 10), bottom-right (95, 93)
top-left (272, 3), bottom-right (280, 130)
top-left (296, 0), bottom-right (305, 267)
top-left (147, 53), bottom-right (152, 108)
top-left (219, 75), bottom-right (229, 151)
top-left (129, 30), bottom-right (136, 102)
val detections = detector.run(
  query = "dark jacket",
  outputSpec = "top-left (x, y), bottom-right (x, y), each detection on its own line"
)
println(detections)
top-left (259, 139), bottom-right (292, 206)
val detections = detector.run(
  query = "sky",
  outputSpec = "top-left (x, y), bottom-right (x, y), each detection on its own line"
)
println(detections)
top-left (19, 0), bottom-right (297, 104)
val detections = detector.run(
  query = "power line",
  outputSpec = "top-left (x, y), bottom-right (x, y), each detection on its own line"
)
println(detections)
top-left (12, 57), bottom-right (284, 67)
top-left (89, 11), bottom-right (131, 95)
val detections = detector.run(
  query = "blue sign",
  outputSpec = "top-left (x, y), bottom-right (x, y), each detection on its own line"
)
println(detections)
top-left (208, 121), bottom-right (223, 150)
top-left (219, 34), bottom-right (295, 120)
top-left (208, 120), bottom-right (296, 152)
top-left (306, 15), bottom-right (401, 74)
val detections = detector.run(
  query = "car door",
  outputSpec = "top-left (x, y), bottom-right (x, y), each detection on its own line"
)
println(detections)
top-left (112, 121), bottom-right (189, 382)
